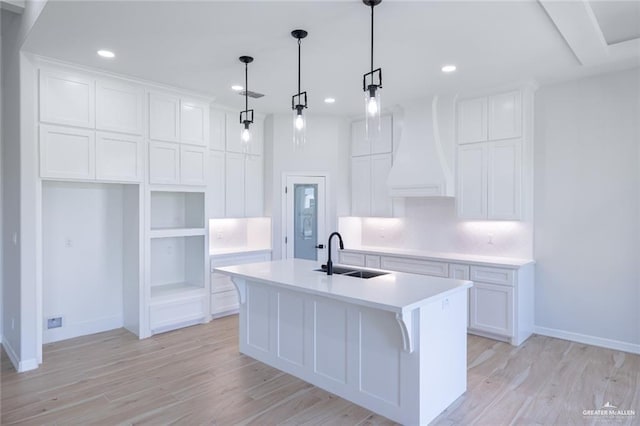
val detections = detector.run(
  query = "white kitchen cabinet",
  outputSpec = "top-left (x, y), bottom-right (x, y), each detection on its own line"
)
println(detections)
top-left (365, 255), bottom-right (381, 269)
top-left (150, 294), bottom-right (207, 333)
top-left (456, 143), bottom-right (487, 219)
top-left (457, 97), bottom-right (487, 144)
top-left (457, 139), bottom-right (521, 220)
top-left (96, 132), bottom-right (143, 182)
top-left (40, 124), bottom-right (95, 180)
top-left (39, 70), bottom-right (95, 129)
top-left (351, 115), bottom-right (393, 156)
top-left (225, 152), bottom-right (245, 217)
top-left (209, 109), bottom-right (226, 151)
top-left (96, 79), bottom-right (144, 135)
top-left (149, 92), bottom-right (180, 142)
top-left (370, 153), bottom-right (393, 217)
top-left (488, 91), bottom-right (522, 140)
top-left (351, 156), bottom-right (372, 216)
top-left (488, 140), bottom-right (522, 220)
top-left (351, 153), bottom-right (394, 217)
top-left (207, 151), bottom-right (225, 218)
top-left (180, 99), bottom-right (209, 146)
top-left (380, 256), bottom-right (449, 277)
top-left (180, 145), bottom-right (207, 186)
top-left (149, 141), bottom-right (180, 184)
top-left (469, 282), bottom-right (513, 337)
top-left (338, 252), bottom-right (366, 267)
top-left (210, 250), bottom-right (271, 317)
top-left (244, 154), bottom-right (263, 217)
top-left (449, 264), bottom-right (470, 280)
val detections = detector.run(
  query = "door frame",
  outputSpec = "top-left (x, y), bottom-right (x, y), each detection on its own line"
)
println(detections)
top-left (281, 172), bottom-right (330, 260)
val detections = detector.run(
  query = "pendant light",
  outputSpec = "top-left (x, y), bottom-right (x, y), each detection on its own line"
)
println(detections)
top-left (291, 29), bottom-right (308, 149)
top-left (239, 55), bottom-right (254, 151)
top-left (362, 0), bottom-right (382, 142)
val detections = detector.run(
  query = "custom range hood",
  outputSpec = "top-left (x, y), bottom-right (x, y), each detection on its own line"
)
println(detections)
top-left (387, 95), bottom-right (455, 197)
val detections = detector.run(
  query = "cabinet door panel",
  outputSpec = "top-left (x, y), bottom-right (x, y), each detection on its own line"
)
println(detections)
top-left (457, 97), bottom-right (487, 144)
top-left (96, 132), bottom-right (143, 182)
top-left (225, 152), bottom-right (245, 217)
top-left (351, 120), bottom-right (369, 157)
top-left (225, 112), bottom-right (244, 153)
top-left (469, 282), bottom-right (512, 337)
top-left (149, 92), bottom-right (180, 142)
top-left (180, 145), bottom-right (207, 186)
top-left (370, 153), bottom-right (393, 217)
top-left (244, 154), bottom-right (263, 217)
top-left (40, 70), bottom-right (95, 128)
top-left (149, 141), bottom-right (180, 184)
top-left (180, 100), bottom-right (209, 146)
top-left (96, 80), bottom-right (144, 135)
top-left (372, 114), bottom-right (393, 155)
top-left (488, 91), bottom-right (522, 140)
top-left (209, 109), bottom-right (226, 151)
top-left (488, 140), bottom-right (521, 220)
top-left (40, 125), bottom-right (95, 179)
top-left (457, 144), bottom-right (487, 219)
top-left (351, 156), bottom-right (371, 216)
top-left (208, 151), bottom-right (226, 218)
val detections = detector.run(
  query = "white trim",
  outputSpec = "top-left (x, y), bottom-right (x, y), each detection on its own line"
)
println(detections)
top-left (1, 340), bottom-right (38, 372)
top-left (534, 326), bottom-right (640, 355)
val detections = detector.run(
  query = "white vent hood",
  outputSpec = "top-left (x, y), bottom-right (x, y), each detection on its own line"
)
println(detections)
top-left (387, 95), bottom-right (455, 197)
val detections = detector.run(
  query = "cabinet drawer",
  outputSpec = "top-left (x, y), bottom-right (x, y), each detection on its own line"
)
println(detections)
top-left (211, 290), bottom-right (239, 316)
top-left (380, 256), bottom-right (449, 277)
top-left (150, 295), bottom-right (206, 332)
top-left (210, 252), bottom-right (272, 270)
top-left (470, 266), bottom-right (514, 286)
top-left (365, 255), bottom-right (381, 269)
top-left (449, 264), bottom-right (470, 280)
top-left (211, 273), bottom-right (235, 293)
top-left (339, 252), bottom-right (365, 267)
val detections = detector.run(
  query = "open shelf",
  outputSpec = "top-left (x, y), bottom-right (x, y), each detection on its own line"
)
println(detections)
top-left (150, 235), bottom-right (205, 299)
top-left (150, 282), bottom-right (204, 300)
top-left (150, 228), bottom-right (206, 239)
top-left (150, 191), bottom-right (205, 230)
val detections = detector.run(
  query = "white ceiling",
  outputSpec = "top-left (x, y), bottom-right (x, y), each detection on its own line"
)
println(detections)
top-left (590, 0), bottom-right (640, 45)
top-left (23, 0), bottom-right (640, 115)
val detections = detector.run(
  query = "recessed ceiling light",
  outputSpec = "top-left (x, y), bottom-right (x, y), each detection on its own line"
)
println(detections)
top-left (97, 50), bottom-right (115, 59)
top-left (231, 85), bottom-right (243, 91)
top-left (441, 64), bottom-right (457, 73)
top-left (324, 97), bottom-right (336, 104)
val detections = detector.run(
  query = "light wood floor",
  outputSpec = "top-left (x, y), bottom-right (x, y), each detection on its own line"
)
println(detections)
top-left (2, 315), bottom-right (638, 425)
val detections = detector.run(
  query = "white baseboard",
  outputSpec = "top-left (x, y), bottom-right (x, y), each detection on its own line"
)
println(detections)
top-left (43, 315), bottom-right (123, 344)
top-left (1, 339), bottom-right (39, 372)
top-left (534, 326), bottom-right (640, 355)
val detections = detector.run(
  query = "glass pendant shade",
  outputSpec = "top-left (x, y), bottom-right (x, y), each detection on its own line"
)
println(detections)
top-left (241, 122), bottom-right (252, 152)
top-left (293, 108), bottom-right (306, 149)
top-left (364, 86), bottom-right (381, 142)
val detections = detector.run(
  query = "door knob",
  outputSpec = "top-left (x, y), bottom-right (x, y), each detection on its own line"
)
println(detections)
top-left (315, 244), bottom-right (325, 249)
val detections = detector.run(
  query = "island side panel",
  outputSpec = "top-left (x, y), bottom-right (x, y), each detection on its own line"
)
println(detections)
top-left (237, 279), bottom-right (422, 425)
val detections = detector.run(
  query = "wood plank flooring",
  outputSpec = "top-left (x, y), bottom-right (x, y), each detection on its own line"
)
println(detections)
top-left (2, 315), bottom-right (638, 425)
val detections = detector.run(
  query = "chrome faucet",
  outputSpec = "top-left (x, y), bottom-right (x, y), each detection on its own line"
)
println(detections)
top-left (326, 232), bottom-right (344, 275)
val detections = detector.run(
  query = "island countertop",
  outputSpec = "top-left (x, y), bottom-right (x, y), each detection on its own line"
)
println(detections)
top-left (214, 258), bottom-right (472, 315)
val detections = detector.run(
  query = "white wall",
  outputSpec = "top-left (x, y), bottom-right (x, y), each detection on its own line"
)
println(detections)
top-left (534, 68), bottom-right (640, 348)
top-left (42, 182), bottom-right (125, 343)
top-left (358, 198), bottom-right (533, 259)
top-left (264, 113), bottom-right (350, 260)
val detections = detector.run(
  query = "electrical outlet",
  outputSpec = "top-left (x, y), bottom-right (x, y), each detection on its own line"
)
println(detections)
top-left (47, 317), bottom-right (63, 329)
top-left (487, 233), bottom-right (494, 245)
top-left (216, 232), bottom-right (223, 240)
top-left (65, 238), bottom-right (73, 248)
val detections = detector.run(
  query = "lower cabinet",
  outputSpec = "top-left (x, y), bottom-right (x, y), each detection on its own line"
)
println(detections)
top-left (339, 250), bottom-right (534, 346)
top-left (210, 250), bottom-right (272, 318)
top-left (149, 294), bottom-right (207, 333)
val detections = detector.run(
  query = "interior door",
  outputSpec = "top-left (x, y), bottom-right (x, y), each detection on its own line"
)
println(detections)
top-left (285, 176), bottom-right (326, 261)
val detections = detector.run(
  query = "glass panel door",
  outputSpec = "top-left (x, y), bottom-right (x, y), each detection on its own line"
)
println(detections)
top-left (293, 184), bottom-right (318, 260)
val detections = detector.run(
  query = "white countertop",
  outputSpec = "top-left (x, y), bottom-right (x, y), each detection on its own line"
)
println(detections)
top-left (209, 248), bottom-right (272, 257)
top-left (342, 246), bottom-right (534, 268)
top-left (214, 259), bottom-right (472, 314)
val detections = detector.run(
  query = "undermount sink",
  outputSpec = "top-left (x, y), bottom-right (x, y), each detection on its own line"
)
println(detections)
top-left (315, 265), bottom-right (389, 279)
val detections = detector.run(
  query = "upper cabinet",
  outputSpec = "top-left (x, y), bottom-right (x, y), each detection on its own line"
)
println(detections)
top-left (351, 115), bottom-right (393, 156)
top-left (96, 79), bottom-right (144, 135)
top-left (488, 91), bottom-right (522, 141)
top-left (456, 88), bottom-right (529, 220)
top-left (40, 70), bottom-right (95, 128)
top-left (40, 124), bottom-right (96, 180)
top-left (180, 99), bottom-right (209, 146)
top-left (209, 109), bottom-right (226, 151)
top-left (149, 92), bottom-right (180, 142)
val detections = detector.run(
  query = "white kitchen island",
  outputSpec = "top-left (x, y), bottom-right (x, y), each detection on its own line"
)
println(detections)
top-left (214, 259), bottom-right (473, 425)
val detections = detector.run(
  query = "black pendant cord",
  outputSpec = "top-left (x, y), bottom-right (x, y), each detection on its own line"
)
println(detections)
top-left (297, 38), bottom-right (302, 96)
top-left (244, 62), bottom-right (248, 114)
top-left (370, 3), bottom-right (374, 73)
